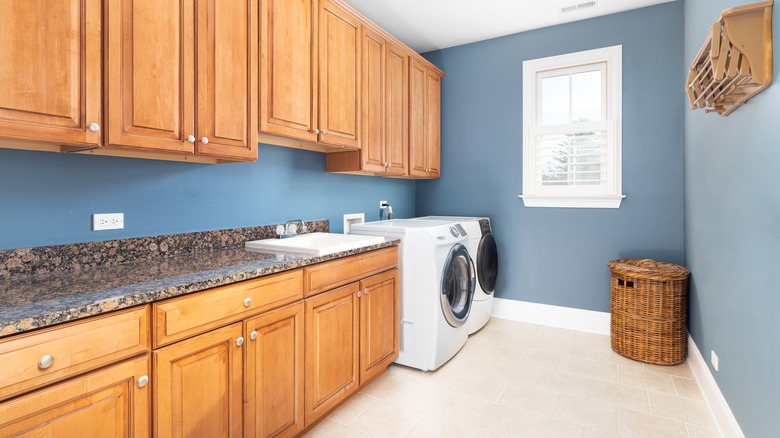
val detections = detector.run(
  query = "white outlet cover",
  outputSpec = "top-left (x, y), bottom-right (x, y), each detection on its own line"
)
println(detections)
top-left (710, 350), bottom-right (719, 371)
top-left (93, 213), bottom-right (124, 231)
top-left (343, 213), bottom-right (365, 234)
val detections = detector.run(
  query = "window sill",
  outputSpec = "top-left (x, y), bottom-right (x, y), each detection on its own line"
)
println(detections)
top-left (518, 194), bottom-right (625, 209)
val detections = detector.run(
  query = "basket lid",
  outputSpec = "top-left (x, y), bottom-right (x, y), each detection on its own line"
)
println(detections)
top-left (607, 259), bottom-right (690, 281)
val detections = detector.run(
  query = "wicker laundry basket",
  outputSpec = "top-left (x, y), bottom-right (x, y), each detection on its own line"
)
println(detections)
top-left (608, 259), bottom-right (691, 365)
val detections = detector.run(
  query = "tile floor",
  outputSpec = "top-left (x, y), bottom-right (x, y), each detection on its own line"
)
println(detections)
top-left (303, 318), bottom-right (720, 438)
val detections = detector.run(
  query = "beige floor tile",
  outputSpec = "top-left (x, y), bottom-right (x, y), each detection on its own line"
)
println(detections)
top-left (506, 332), bottom-right (556, 351)
top-left (327, 393), bottom-right (377, 425)
top-left (535, 369), bottom-right (593, 397)
top-left (303, 419), bottom-right (375, 438)
top-left (552, 339), bottom-right (601, 360)
top-left (672, 375), bottom-right (704, 400)
top-left (619, 408), bottom-right (689, 438)
top-left (647, 390), bottom-right (712, 425)
top-left (554, 394), bottom-right (619, 434)
top-left (687, 422), bottom-right (721, 438)
top-left (348, 399), bottom-right (423, 438)
top-left (432, 367), bottom-right (508, 402)
top-left (359, 373), bottom-right (427, 403)
top-left (490, 357), bottom-right (543, 386)
top-left (450, 398), bottom-right (529, 437)
top-left (480, 317), bottom-right (538, 337)
top-left (567, 357), bottom-right (618, 382)
top-left (406, 416), bottom-right (496, 438)
top-left (643, 361), bottom-right (694, 378)
top-left (583, 428), bottom-right (621, 438)
top-left (586, 379), bottom-right (650, 413)
top-left (535, 325), bottom-right (579, 341)
top-left (385, 363), bottom-right (435, 384)
top-left (496, 382), bottom-right (559, 417)
top-left (617, 365), bottom-right (676, 394)
top-left (594, 350), bottom-right (645, 369)
top-left (510, 346), bottom-right (570, 371)
top-left (510, 413), bottom-right (584, 438)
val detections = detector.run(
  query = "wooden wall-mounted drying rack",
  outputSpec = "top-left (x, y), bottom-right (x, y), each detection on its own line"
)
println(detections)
top-left (687, 1), bottom-right (773, 116)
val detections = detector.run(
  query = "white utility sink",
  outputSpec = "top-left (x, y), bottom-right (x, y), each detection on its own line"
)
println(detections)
top-left (245, 232), bottom-right (385, 256)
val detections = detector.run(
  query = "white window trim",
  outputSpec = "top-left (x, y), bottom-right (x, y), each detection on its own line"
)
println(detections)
top-left (519, 45), bottom-right (625, 209)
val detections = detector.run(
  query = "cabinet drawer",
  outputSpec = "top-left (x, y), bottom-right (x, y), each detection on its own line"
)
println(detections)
top-left (154, 269), bottom-right (303, 347)
top-left (304, 246), bottom-right (398, 297)
top-left (0, 305), bottom-right (149, 402)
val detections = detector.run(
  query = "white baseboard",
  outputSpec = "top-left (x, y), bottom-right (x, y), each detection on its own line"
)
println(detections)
top-left (687, 335), bottom-right (744, 438)
top-left (490, 298), bottom-right (743, 437)
top-left (490, 298), bottom-right (610, 335)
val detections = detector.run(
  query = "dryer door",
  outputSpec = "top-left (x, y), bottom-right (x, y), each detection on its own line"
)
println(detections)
top-left (477, 232), bottom-right (498, 294)
top-left (440, 243), bottom-right (476, 327)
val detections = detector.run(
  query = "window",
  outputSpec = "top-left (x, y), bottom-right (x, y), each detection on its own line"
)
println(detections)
top-left (520, 46), bottom-right (624, 208)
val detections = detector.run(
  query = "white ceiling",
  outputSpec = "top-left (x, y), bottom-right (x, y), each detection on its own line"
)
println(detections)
top-left (347, 0), bottom-right (676, 53)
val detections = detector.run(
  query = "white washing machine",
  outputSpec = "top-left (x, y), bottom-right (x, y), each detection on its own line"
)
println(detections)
top-left (414, 217), bottom-right (499, 334)
top-left (350, 219), bottom-right (476, 371)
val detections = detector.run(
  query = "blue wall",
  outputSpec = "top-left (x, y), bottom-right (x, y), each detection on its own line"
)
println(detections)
top-left (417, 2), bottom-right (685, 312)
top-left (0, 144), bottom-right (415, 249)
top-left (684, 1), bottom-right (780, 436)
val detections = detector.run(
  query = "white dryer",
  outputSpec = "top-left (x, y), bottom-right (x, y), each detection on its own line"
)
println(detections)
top-left (350, 219), bottom-right (476, 371)
top-left (414, 217), bottom-right (498, 334)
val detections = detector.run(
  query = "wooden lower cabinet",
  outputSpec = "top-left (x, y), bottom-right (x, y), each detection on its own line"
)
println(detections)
top-left (0, 355), bottom-right (150, 437)
top-left (359, 269), bottom-right (399, 384)
top-left (245, 302), bottom-right (305, 438)
top-left (304, 282), bottom-right (361, 425)
top-left (154, 322), bottom-right (244, 438)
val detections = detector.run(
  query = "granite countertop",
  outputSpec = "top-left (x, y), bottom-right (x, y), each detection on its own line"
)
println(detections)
top-left (0, 236), bottom-right (399, 338)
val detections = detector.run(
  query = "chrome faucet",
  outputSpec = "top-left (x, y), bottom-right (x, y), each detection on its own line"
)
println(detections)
top-left (284, 219), bottom-right (307, 236)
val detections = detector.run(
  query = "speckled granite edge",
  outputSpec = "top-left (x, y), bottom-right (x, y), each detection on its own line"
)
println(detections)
top-left (0, 220), bottom-right (329, 279)
top-left (0, 239), bottom-right (400, 338)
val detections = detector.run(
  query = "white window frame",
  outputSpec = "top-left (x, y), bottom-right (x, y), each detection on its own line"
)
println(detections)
top-left (520, 45), bottom-right (625, 208)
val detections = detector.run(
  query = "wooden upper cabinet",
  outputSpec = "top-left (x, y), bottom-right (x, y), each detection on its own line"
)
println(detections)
top-left (409, 59), bottom-right (442, 178)
top-left (195, 0), bottom-right (258, 160)
top-left (106, 0), bottom-right (194, 154)
top-left (259, 0), bottom-right (318, 143)
top-left (105, 0), bottom-right (257, 161)
top-left (360, 28), bottom-right (386, 173)
top-left (0, 0), bottom-right (101, 147)
top-left (318, 0), bottom-right (361, 148)
top-left (384, 41), bottom-right (410, 176)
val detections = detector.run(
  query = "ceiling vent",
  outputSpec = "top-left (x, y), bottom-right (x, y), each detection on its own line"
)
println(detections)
top-left (561, 1), bottom-right (597, 14)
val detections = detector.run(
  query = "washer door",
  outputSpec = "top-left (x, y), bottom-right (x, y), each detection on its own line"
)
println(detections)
top-left (440, 243), bottom-right (476, 327)
top-left (477, 232), bottom-right (499, 295)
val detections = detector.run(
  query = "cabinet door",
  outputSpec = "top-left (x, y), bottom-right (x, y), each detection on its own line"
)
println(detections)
top-left (0, 0), bottom-right (101, 147)
top-left (408, 60), bottom-right (428, 177)
top-left (195, 0), bottom-right (258, 160)
top-left (259, 0), bottom-right (318, 143)
top-left (425, 69), bottom-right (442, 178)
top-left (305, 283), bottom-right (360, 425)
top-left (384, 42), bottom-right (409, 176)
top-left (245, 302), bottom-right (304, 438)
top-left (154, 322), bottom-right (244, 438)
top-left (318, 0), bottom-right (361, 148)
top-left (360, 28), bottom-right (386, 173)
top-left (105, 0), bottom-right (195, 154)
top-left (0, 355), bottom-right (150, 437)
top-left (359, 269), bottom-right (399, 384)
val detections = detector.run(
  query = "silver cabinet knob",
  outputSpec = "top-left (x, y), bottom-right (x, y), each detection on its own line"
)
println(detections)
top-left (38, 354), bottom-right (54, 370)
top-left (364, 288), bottom-right (369, 295)
top-left (250, 331), bottom-right (258, 341)
top-left (322, 129), bottom-right (328, 135)
top-left (243, 297), bottom-right (252, 307)
top-left (137, 375), bottom-right (149, 388)
top-left (314, 129), bottom-right (320, 134)
top-left (187, 135), bottom-right (195, 143)
top-left (357, 291), bottom-right (362, 297)
top-left (88, 122), bottom-right (100, 133)
top-left (236, 337), bottom-right (244, 347)
top-left (201, 136), bottom-right (209, 145)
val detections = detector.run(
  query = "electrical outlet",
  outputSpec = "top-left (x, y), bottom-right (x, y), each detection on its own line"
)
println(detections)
top-left (93, 213), bottom-right (124, 231)
top-left (711, 350), bottom-right (719, 371)
top-left (379, 200), bottom-right (387, 207)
